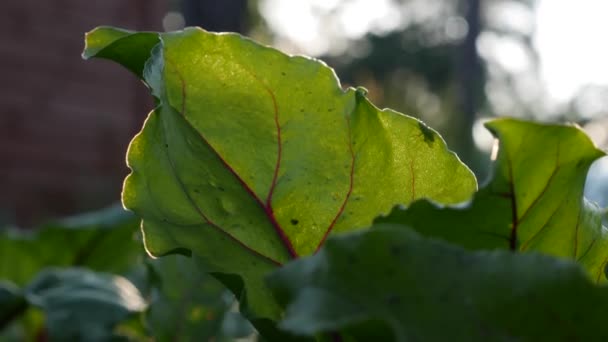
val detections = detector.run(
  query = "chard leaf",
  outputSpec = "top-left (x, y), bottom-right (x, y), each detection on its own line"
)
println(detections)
top-left (268, 225), bottom-right (608, 341)
top-left (379, 119), bottom-right (608, 282)
top-left (83, 26), bottom-right (476, 325)
top-left (25, 268), bottom-right (146, 341)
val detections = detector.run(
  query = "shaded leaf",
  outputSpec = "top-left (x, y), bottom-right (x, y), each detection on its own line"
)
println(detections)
top-left (268, 225), bottom-right (608, 341)
top-left (82, 26), bottom-right (476, 326)
top-left (25, 268), bottom-right (146, 341)
top-left (145, 254), bottom-right (231, 341)
top-left (379, 118), bottom-right (608, 282)
top-left (0, 205), bottom-right (141, 286)
top-left (0, 282), bottom-right (26, 331)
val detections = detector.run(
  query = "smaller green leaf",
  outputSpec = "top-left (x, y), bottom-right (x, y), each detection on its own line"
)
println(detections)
top-left (378, 118), bottom-right (608, 282)
top-left (83, 26), bottom-right (159, 78)
top-left (25, 268), bottom-right (146, 341)
top-left (268, 225), bottom-right (608, 341)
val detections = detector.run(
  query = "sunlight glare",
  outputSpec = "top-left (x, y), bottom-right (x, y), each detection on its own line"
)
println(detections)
top-left (535, 0), bottom-right (608, 102)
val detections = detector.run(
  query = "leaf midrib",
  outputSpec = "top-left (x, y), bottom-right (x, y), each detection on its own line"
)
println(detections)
top-left (162, 54), bottom-right (359, 261)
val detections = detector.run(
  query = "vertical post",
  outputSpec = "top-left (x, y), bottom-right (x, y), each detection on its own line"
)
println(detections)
top-left (456, 0), bottom-right (483, 172)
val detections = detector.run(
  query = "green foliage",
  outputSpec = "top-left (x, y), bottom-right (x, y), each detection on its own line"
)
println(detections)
top-left (0, 206), bottom-right (145, 340)
top-left (0, 205), bottom-right (140, 286)
top-left (146, 254), bottom-right (253, 341)
top-left (82, 26), bottom-right (477, 331)
top-left (379, 118), bottom-right (608, 282)
top-left (25, 268), bottom-right (146, 341)
top-left (0, 206), bottom-right (247, 341)
top-left (4, 25), bottom-right (607, 341)
top-left (268, 226), bottom-right (608, 341)
top-left (76, 26), bottom-right (608, 341)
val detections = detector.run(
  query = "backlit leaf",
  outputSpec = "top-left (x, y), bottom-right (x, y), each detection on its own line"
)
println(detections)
top-left (83, 26), bottom-right (476, 326)
top-left (379, 118), bottom-right (608, 282)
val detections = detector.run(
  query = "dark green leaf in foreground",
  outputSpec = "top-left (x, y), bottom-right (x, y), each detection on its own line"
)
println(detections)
top-left (379, 119), bottom-right (608, 282)
top-left (82, 26), bottom-right (476, 323)
top-left (25, 268), bottom-right (146, 341)
top-left (268, 225), bottom-right (608, 341)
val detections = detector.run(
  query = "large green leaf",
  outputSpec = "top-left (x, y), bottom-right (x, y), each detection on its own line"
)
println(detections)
top-left (82, 26), bottom-right (476, 324)
top-left (268, 225), bottom-right (608, 341)
top-left (0, 205), bottom-right (141, 286)
top-left (379, 118), bottom-right (608, 282)
top-left (25, 268), bottom-right (146, 341)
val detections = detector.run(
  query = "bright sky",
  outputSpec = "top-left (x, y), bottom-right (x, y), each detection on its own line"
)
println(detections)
top-left (261, 0), bottom-right (608, 105)
top-left (535, 0), bottom-right (608, 102)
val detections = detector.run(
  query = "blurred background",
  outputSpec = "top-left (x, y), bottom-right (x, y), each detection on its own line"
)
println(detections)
top-left (1, 0), bottom-right (607, 228)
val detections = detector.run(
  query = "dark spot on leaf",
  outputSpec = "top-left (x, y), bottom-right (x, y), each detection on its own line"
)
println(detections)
top-left (194, 189), bottom-right (200, 193)
top-left (218, 186), bottom-right (225, 192)
top-left (348, 255), bottom-right (358, 265)
top-left (328, 108), bottom-right (334, 112)
top-left (281, 71), bottom-right (286, 76)
top-left (165, 144), bottom-right (169, 148)
top-left (418, 121), bottom-right (435, 146)
top-left (307, 91), bottom-right (312, 95)
top-left (300, 108), bottom-right (304, 113)
top-left (290, 219), bottom-right (299, 225)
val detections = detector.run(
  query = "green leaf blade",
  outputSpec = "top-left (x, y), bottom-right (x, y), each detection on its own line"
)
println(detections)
top-left (82, 26), bottom-right (160, 78)
top-left (84, 26), bottom-right (477, 324)
top-left (379, 118), bottom-right (608, 281)
top-left (268, 225), bottom-right (608, 341)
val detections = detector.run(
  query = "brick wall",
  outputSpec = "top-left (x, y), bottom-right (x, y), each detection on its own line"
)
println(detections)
top-left (0, 0), bottom-right (166, 226)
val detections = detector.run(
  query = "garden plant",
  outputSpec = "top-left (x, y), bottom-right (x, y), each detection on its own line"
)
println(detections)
top-left (1, 26), bottom-right (607, 341)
